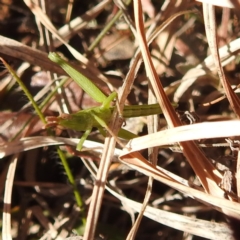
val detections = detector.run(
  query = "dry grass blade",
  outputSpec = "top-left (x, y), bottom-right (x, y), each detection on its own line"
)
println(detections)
top-left (116, 10), bottom-right (194, 240)
top-left (203, 3), bottom-right (240, 117)
top-left (133, 0), bottom-right (224, 198)
top-left (133, 0), bottom-right (178, 126)
top-left (2, 155), bottom-right (18, 240)
top-left (23, 0), bottom-right (112, 90)
top-left (174, 37), bottom-right (240, 103)
top-left (196, 0), bottom-right (236, 8)
top-left (0, 35), bottom-right (108, 91)
top-left (23, 0), bottom-right (87, 63)
top-left (83, 137), bottom-right (118, 240)
top-left (0, 35), bottom-right (67, 75)
top-left (54, 0), bottom-right (111, 48)
top-left (122, 120), bottom-right (240, 153)
top-left (106, 185), bottom-right (235, 240)
top-left (236, 152), bottom-right (240, 201)
top-left (120, 151), bottom-right (240, 220)
top-left (0, 137), bottom-right (122, 158)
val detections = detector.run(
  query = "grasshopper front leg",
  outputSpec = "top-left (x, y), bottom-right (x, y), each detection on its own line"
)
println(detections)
top-left (76, 126), bottom-right (92, 151)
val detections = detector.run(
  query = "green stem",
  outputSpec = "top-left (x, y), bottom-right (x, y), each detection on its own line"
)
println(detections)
top-left (87, 0), bottom-right (132, 52)
top-left (88, 10), bottom-right (122, 52)
top-left (57, 148), bottom-right (83, 208)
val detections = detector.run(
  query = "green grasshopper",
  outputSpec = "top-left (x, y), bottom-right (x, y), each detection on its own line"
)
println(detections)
top-left (47, 53), bottom-right (176, 151)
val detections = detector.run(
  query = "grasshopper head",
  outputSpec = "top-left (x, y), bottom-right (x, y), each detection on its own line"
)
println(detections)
top-left (45, 114), bottom-right (72, 129)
